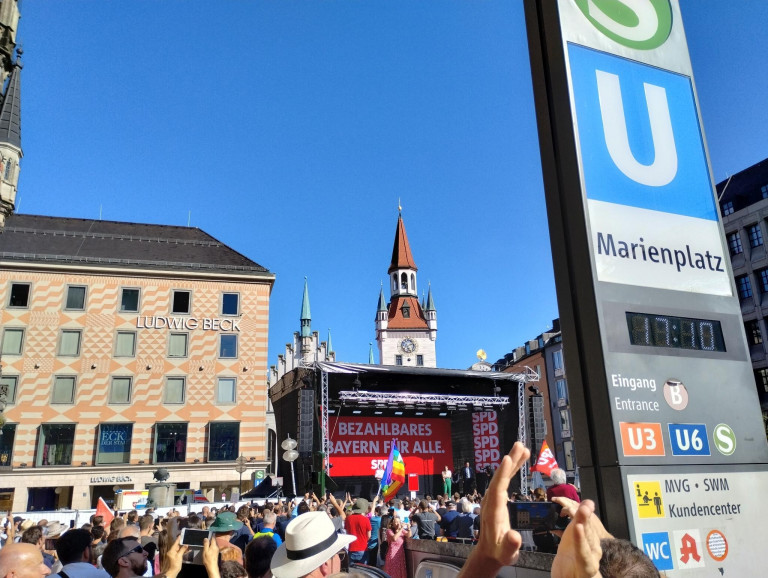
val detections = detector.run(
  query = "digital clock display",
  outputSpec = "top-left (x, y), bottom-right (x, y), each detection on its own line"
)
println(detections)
top-left (626, 312), bottom-right (726, 352)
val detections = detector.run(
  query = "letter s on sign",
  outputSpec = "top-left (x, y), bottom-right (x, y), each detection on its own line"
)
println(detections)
top-left (575, 0), bottom-right (673, 50)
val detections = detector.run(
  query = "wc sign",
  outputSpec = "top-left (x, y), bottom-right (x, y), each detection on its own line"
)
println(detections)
top-left (566, 23), bottom-right (730, 296)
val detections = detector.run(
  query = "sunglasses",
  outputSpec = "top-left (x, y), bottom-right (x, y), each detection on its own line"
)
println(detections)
top-left (120, 545), bottom-right (145, 558)
top-left (336, 550), bottom-right (347, 562)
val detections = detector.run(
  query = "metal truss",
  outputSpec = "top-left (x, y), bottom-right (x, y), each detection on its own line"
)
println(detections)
top-left (320, 370), bottom-right (331, 460)
top-left (518, 381), bottom-right (529, 495)
top-left (338, 390), bottom-right (510, 407)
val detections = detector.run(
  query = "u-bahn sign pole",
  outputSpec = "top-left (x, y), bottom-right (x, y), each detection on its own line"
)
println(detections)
top-left (523, 1), bottom-right (768, 574)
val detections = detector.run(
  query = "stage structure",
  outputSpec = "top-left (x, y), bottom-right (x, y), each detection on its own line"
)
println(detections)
top-left (269, 362), bottom-right (539, 498)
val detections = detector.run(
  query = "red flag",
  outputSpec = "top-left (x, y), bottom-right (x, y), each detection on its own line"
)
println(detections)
top-left (530, 441), bottom-right (559, 477)
top-left (96, 497), bottom-right (115, 526)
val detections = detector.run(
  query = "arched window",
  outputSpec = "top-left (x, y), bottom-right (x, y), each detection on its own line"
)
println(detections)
top-left (3, 161), bottom-right (11, 180)
top-left (401, 302), bottom-right (411, 318)
top-left (392, 274), bottom-right (397, 292)
top-left (410, 274), bottom-right (416, 292)
top-left (401, 272), bottom-right (408, 290)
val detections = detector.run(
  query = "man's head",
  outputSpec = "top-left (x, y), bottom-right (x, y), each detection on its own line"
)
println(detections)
top-left (20, 527), bottom-right (43, 549)
top-left (101, 538), bottom-right (148, 578)
top-left (551, 469), bottom-right (567, 485)
top-left (110, 518), bottom-right (126, 533)
top-left (91, 526), bottom-right (106, 543)
top-left (201, 506), bottom-right (210, 518)
top-left (90, 515), bottom-right (104, 527)
top-left (55, 529), bottom-right (92, 566)
top-left (261, 511), bottom-right (276, 529)
top-left (270, 512), bottom-right (355, 578)
top-left (126, 511), bottom-right (138, 525)
top-left (464, 461), bottom-right (470, 468)
top-left (236, 505), bottom-right (250, 521)
top-left (599, 538), bottom-right (661, 578)
top-left (245, 537), bottom-right (278, 578)
top-left (0, 543), bottom-right (51, 578)
top-left (446, 501), bottom-right (457, 510)
top-left (138, 516), bottom-right (153, 535)
top-left (209, 512), bottom-right (243, 537)
top-left (117, 526), bottom-right (140, 540)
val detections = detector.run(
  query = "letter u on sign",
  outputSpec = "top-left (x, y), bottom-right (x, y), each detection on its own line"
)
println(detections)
top-left (596, 70), bottom-right (677, 186)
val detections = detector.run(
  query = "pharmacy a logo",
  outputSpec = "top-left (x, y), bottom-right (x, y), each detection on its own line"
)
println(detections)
top-left (574, 0), bottom-right (673, 50)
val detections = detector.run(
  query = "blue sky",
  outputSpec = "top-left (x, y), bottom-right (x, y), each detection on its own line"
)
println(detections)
top-left (16, 1), bottom-right (768, 368)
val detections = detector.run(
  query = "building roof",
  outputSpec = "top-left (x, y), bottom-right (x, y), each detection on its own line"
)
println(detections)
top-left (388, 214), bottom-right (418, 273)
top-left (387, 295), bottom-right (428, 329)
top-left (0, 214), bottom-right (272, 276)
top-left (0, 62), bottom-right (21, 151)
top-left (717, 158), bottom-right (768, 215)
top-left (300, 277), bottom-right (311, 337)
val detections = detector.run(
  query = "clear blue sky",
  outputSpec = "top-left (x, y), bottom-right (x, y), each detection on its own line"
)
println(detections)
top-left (16, 1), bottom-right (768, 368)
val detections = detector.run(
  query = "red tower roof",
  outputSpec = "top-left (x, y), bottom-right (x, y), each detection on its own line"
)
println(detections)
top-left (388, 214), bottom-right (418, 274)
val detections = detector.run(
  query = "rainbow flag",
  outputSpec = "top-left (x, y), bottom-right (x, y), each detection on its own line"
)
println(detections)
top-left (380, 440), bottom-right (406, 502)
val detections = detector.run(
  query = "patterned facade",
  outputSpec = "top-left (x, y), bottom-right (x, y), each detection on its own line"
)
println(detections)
top-left (0, 217), bottom-right (274, 511)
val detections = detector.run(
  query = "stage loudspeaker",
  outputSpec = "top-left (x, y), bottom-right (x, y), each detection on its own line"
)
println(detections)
top-left (298, 389), bottom-right (315, 457)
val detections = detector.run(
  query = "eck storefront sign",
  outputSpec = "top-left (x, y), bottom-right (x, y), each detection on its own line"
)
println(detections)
top-left (524, 1), bottom-right (768, 575)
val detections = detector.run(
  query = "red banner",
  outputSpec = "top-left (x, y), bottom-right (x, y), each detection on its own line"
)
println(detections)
top-left (328, 417), bottom-right (453, 477)
top-left (472, 411), bottom-right (502, 471)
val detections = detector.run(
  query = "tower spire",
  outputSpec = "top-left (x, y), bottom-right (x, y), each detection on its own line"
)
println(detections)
top-left (0, 49), bottom-right (22, 227)
top-left (327, 328), bottom-right (333, 354)
top-left (300, 277), bottom-right (311, 338)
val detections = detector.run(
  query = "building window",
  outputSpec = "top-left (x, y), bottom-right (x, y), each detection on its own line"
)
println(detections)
top-left (727, 232), bottom-right (743, 256)
top-left (216, 378), bottom-right (236, 404)
top-left (222, 293), bottom-right (239, 316)
top-left (219, 335), bottom-right (238, 358)
top-left (722, 201), bottom-right (734, 216)
top-left (37, 424), bottom-right (75, 466)
top-left (109, 377), bottom-right (132, 404)
top-left (0, 375), bottom-right (18, 404)
top-left (737, 275), bottom-right (753, 299)
top-left (208, 422), bottom-right (239, 462)
top-left (165, 377), bottom-right (186, 404)
top-left (746, 320), bottom-right (763, 345)
top-left (395, 355), bottom-right (403, 366)
top-left (96, 423), bottom-right (133, 465)
top-left (748, 224), bottom-right (764, 248)
top-left (556, 379), bottom-right (568, 402)
top-left (52, 376), bottom-right (76, 404)
top-left (120, 288), bottom-right (140, 312)
top-left (392, 274), bottom-right (397, 293)
top-left (65, 286), bottom-right (86, 310)
top-left (58, 330), bottom-right (82, 357)
top-left (168, 333), bottom-right (189, 358)
top-left (0, 424), bottom-right (16, 465)
top-left (755, 368), bottom-right (768, 392)
top-left (762, 184), bottom-right (768, 199)
top-left (1, 328), bottom-right (24, 355)
top-left (410, 273), bottom-right (415, 292)
top-left (553, 350), bottom-right (564, 371)
top-left (3, 161), bottom-right (11, 180)
top-left (416, 355), bottom-right (424, 366)
top-left (401, 303), bottom-right (410, 318)
top-left (115, 331), bottom-right (137, 357)
top-left (560, 409), bottom-right (572, 432)
top-left (171, 290), bottom-right (191, 314)
top-left (155, 423), bottom-right (187, 463)
top-left (8, 283), bottom-right (30, 308)
top-left (401, 273), bottom-right (408, 290)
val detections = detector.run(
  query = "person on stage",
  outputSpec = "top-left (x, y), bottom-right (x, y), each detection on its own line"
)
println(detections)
top-left (442, 465), bottom-right (452, 496)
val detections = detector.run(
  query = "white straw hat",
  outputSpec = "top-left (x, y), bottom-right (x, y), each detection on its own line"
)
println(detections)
top-left (270, 512), bottom-right (354, 578)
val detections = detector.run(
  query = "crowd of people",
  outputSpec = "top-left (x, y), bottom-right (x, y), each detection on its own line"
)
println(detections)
top-left (0, 446), bottom-right (662, 578)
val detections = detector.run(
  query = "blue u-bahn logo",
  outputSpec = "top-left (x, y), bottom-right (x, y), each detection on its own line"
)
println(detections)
top-left (568, 44), bottom-right (717, 222)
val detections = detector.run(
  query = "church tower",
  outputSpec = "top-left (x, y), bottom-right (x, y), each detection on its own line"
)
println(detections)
top-left (376, 212), bottom-right (437, 366)
top-left (0, 0), bottom-right (21, 228)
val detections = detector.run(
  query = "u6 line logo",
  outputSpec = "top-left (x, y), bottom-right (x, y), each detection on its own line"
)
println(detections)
top-left (574, 0), bottom-right (673, 50)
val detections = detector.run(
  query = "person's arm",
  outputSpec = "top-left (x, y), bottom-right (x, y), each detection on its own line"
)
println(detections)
top-left (328, 493), bottom-right (347, 522)
top-left (201, 536), bottom-right (221, 578)
top-left (456, 442), bottom-right (530, 578)
top-left (158, 534), bottom-right (189, 578)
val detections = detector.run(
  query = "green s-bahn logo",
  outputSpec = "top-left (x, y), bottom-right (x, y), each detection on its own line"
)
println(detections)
top-left (574, 0), bottom-right (673, 50)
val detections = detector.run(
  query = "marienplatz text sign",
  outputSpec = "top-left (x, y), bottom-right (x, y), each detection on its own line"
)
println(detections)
top-left (524, 1), bottom-right (768, 575)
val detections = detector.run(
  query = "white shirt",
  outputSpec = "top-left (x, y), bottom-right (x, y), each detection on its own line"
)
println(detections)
top-left (50, 562), bottom-right (111, 578)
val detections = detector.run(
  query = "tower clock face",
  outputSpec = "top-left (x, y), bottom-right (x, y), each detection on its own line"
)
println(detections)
top-left (400, 338), bottom-right (417, 353)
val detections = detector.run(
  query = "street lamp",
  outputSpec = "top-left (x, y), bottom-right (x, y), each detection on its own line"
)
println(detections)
top-left (281, 435), bottom-right (299, 497)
